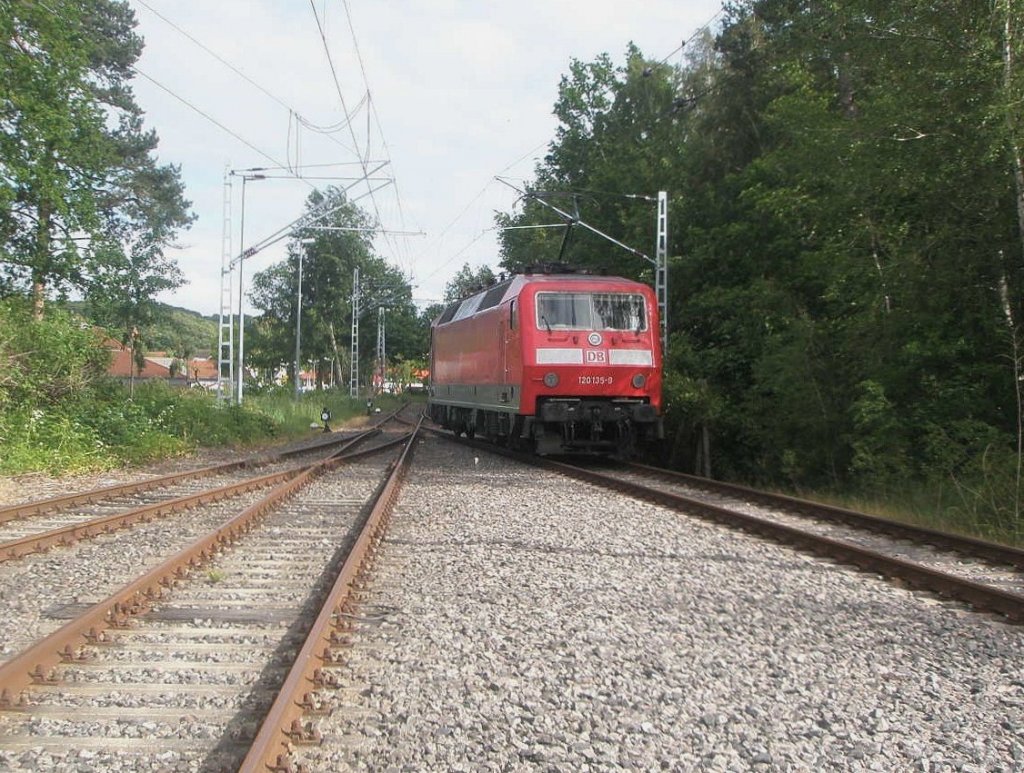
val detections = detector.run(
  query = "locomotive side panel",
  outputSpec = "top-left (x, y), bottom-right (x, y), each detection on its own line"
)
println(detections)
top-left (431, 303), bottom-right (520, 411)
top-left (429, 279), bottom-right (526, 438)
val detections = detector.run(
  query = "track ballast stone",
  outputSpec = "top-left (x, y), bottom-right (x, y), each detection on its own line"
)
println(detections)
top-left (300, 438), bottom-right (1024, 771)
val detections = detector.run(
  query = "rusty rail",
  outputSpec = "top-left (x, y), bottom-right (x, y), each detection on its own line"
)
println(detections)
top-left (626, 462), bottom-right (1024, 569)
top-left (0, 430), bottom-right (383, 563)
top-left (0, 431), bottom-right (408, 711)
top-left (239, 418), bottom-right (422, 772)
top-left (0, 427), bottom-right (378, 524)
top-left (426, 429), bottom-right (1024, 623)
top-left (551, 458), bottom-right (1024, 622)
top-left (0, 465), bottom-right (302, 562)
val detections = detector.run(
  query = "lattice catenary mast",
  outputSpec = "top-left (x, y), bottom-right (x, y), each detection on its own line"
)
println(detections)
top-left (216, 171), bottom-right (234, 403)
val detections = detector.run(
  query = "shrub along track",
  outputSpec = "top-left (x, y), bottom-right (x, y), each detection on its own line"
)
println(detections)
top-left (0, 406), bottom-right (416, 562)
top-left (0, 416), bottom-right (422, 770)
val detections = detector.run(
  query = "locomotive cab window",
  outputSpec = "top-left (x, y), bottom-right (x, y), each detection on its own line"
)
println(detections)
top-left (509, 299), bottom-right (517, 330)
top-left (536, 292), bottom-right (646, 332)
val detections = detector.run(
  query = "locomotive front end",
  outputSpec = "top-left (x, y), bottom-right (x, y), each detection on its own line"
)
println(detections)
top-left (522, 282), bottom-right (663, 456)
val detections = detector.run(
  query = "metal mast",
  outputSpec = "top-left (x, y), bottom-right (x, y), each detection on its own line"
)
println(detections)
top-left (349, 267), bottom-right (360, 398)
top-left (216, 172), bottom-right (234, 403)
top-left (376, 306), bottom-right (386, 393)
top-left (655, 190), bottom-right (668, 357)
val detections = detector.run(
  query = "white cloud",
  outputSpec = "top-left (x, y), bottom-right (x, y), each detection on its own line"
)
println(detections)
top-left (129, 0), bottom-right (723, 315)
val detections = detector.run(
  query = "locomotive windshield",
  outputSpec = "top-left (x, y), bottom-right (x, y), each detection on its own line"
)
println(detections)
top-left (536, 292), bottom-right (647, 331)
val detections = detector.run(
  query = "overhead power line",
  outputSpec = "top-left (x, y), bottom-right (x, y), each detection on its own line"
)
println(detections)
top-left (306, 0), bottom-right (416, 279)
top-left (134, 0), bottom-right (292, 113)
top-left (418, 138), bottom-right (552, 284)
top-left (133, 0), bottom-right (358, 159)
top-left (340, 0), bottom-right (414, 274)
top-left (132, 66), bottom-right (296, 173)
top-left (308, 1), bottom-right (385, 223)
top-left (653, 8), bottom-right (725, 66)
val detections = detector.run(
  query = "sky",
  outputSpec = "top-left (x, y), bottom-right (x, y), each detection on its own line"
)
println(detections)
top-left (128, 0), bottom-right (725, 317)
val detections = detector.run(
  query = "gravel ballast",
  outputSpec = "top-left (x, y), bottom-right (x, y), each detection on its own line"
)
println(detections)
top-left (300, 438), bottom-right (1024, 771)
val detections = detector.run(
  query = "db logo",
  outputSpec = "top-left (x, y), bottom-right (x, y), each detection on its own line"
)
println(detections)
top-left (585, 350), bottom-right (607, 364)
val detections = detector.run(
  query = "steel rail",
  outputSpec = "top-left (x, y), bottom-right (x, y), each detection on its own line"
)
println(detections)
top-left (0, 465), bottom-right (302, 562)
top-left (426, 430), bottom-right (1024, 622)
top-left (549, 458), bottom-right (1024, 622)
top-left (0, 432), bottom-right (409, 711)
top-left (0, 427), bottom-right (375, 524)
top-left (626, 462), bottom-right (1024, 569)
top-left (239, 417), bottom-right (423, 772)
top-left (0, 430), bottom-right (383, 563)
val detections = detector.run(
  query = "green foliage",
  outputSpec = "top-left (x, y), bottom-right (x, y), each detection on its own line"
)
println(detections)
top-left (0, 298), bottom-right (110, 408)
top-left (248, 186), bottom-right (424, 391)
top-left (0, 408), bottom-right (116, 473)
top-left (66, 300), bottom-right (217, 356)
top-left (246, 387), bottom-right (400, 436)
top-left (848, 380), bottom-right (910, 487)
top-left (443, 263), bottom-right (497, 303)
top-left (0, 301), bottom-right (282, 474)
top-left (0, 0), bottom-right (192, 316)
top-left (496, 1), bottom-right (1024, 539)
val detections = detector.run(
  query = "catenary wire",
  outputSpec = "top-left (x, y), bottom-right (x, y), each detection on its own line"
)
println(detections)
top-left (308, 1), bottom-right (387, 243)
top-left (339, 0), bottom-right (414, 278)
top-left (133, 0), bottom-right (358, 158)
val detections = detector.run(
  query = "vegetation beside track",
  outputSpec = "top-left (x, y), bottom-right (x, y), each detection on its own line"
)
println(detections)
top-left (0, 300), bottom-right (400, 475)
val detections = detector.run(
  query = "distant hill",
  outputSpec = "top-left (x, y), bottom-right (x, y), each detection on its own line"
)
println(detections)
top-left (64, 301), bottom-right (218, 357)
top-left (147, 304), bottom-right (218, 355)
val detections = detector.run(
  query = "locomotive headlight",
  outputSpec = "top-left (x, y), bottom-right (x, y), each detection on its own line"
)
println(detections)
top-left (631, 373), bottom-right (646, 389)
top-left (543, 372), bottom-right (559, 388)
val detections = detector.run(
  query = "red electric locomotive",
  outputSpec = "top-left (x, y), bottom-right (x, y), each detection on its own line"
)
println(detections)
top-left (428, 268), bottom-right (663, 456)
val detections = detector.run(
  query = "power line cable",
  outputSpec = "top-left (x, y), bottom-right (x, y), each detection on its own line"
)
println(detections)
top-left (653, 8), bottom-right (725, 66)
top-left (134, 0), bottom-right (292, 113)
top-left (133, 0), bottom-right (358, 158)
top-left (339, 0), bottom-right (413, 277)
top-left (414, 137), bottom-right (552, 287)
top-left (308, 0), bottom-right (386, 234)
top-left (419, 229), bottom-right (491, 283)
top-left (132, 66), bottom-right (301, 175)
top-left (236, 160), bottom-right (390, 173)
top-left (423, 138), bottom-right (550, 256)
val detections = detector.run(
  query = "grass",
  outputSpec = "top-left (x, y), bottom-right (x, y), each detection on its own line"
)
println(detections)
top-left (783, 479), bottom-right (1024, 549)
top-left (247, 388), bottom-right (411, 436)
top-left (0, 379), bottom-right (414, 477)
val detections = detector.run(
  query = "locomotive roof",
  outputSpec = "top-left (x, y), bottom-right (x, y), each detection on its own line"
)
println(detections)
top-left (433, 272), bottom-right (650, 327)
top-left (517, 272), bottom-right (640, 285)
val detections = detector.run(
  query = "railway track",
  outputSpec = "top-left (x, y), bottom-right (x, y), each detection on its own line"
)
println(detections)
top-left (7, 415), bottom-right (1015, 769)
top-left (430, 430), bottom-right (1024, 622)
top-left (0, 411), bottom-right (421, 770)
top-left (589, 461), bottom-right (1024, 621)
top-left (0, 428), bottom-right (358, 523)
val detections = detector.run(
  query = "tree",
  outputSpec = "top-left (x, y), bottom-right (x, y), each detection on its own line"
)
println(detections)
top-left (495, 0), bottom-right (1024, 517)
top-left (498, 46), bottom-right (682, 282)
top-left (443, 263), bottom-right (497, 303)
top-left (0, 0), bottom-right (191, 318)
top-left (248, 187), bottom-right (421, 390)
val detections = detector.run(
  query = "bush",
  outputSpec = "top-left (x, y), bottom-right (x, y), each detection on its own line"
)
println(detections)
top-left (0, 301), bottom-right (284, 474)
top-left (0, 298), bottom-right (110, 410)
top-left (0, 407), bottom-right (113, 474)
top-left (91, 382), bottom-right (280, 450)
